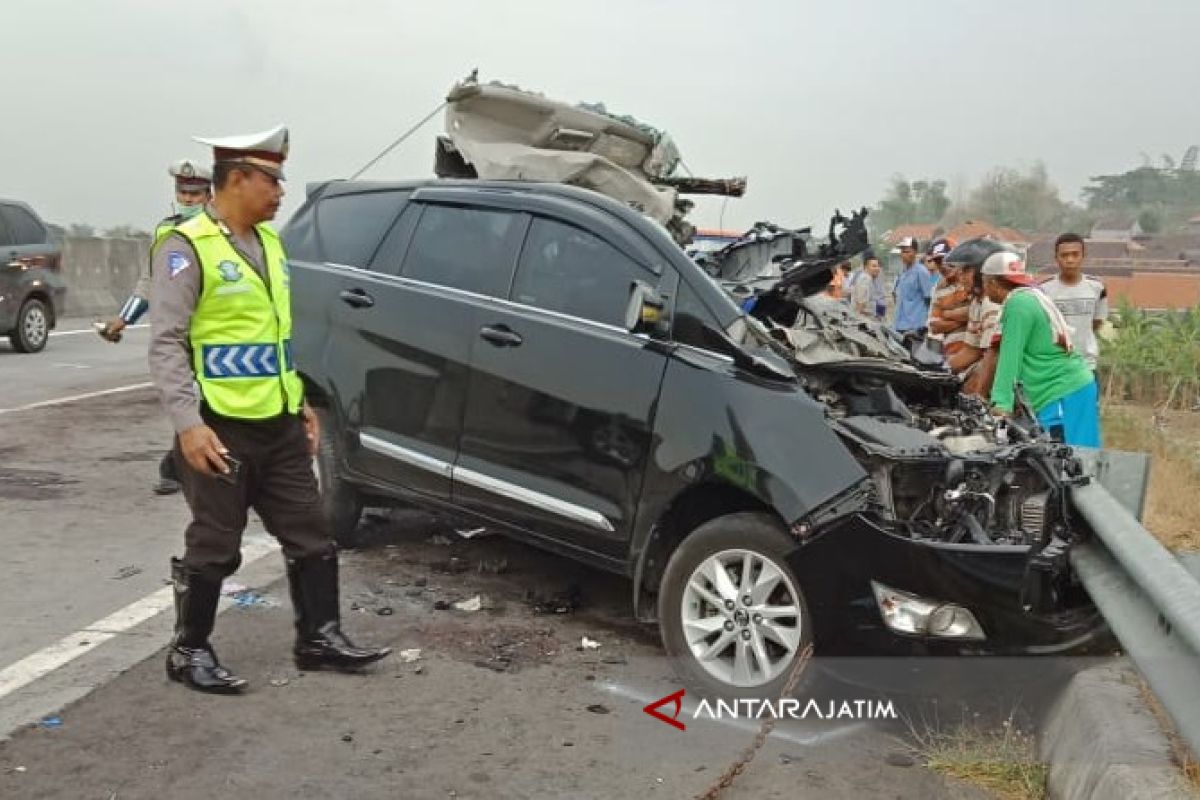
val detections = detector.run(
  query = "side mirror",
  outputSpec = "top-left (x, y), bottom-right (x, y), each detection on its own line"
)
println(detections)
top-left (624, 281), bottom-right (665, 334)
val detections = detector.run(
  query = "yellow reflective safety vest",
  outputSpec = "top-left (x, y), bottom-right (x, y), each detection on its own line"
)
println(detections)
top-left (172, 212), bottom-right (304, 420)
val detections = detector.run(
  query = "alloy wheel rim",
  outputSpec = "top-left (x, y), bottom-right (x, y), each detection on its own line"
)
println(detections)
top-left (680, 548), bottom-right (803, 688)
top-left (24, 306), bottom-right (47, 346)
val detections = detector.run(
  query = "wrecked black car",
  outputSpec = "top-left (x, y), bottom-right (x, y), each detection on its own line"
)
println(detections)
top-left (287, 77), bottom-right (1110, 700)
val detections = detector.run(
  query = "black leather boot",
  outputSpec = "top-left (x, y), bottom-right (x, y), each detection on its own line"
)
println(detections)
top-left (165, 559), bottom-right (247, 693)
top-left (288, 554), bottom-right (391, 671)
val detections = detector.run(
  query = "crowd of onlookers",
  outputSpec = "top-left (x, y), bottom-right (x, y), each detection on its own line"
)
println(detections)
top-left (826, 233), bottom-right (1107, 447)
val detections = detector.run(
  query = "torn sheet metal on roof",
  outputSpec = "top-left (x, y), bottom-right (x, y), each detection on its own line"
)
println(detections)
top-left (442, 79), bottom-right (678, 223)
top-left (437, 75), bottom-right (744, 242)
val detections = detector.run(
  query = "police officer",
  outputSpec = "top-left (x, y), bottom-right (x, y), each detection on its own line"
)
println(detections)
top-left (97, 159), bottom-right (212, 495)
top-left (148, 126), bottom-right (390, 693)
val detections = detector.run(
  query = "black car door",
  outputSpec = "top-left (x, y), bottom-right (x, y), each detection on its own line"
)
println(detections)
top-left (454, 206), bottom-right (671, 561)
top-left (333, 194), bottom-right (528, 500)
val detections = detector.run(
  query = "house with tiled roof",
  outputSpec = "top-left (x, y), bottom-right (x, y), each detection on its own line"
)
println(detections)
top-left (880, 224), bottom-right (939, 249)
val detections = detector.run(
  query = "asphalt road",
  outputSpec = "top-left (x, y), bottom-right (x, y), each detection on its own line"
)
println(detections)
top-left (0, 327), bottom-right (996, 798)
top-left (0, 320), bottom-right (153, 412)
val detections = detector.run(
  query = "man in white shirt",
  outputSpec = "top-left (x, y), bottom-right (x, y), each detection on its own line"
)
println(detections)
top-left (1038, 233), bottom-right (1108, 370)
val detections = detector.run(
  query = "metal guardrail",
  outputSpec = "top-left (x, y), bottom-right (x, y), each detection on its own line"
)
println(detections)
top-left (1070, 449), bottom-right (1200, 757)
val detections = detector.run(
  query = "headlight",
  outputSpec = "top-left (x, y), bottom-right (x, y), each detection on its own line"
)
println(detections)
top-left (871, 581), bottom-right (986, 640)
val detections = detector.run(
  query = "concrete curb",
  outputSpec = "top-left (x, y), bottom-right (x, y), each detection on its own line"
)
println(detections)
top-left (1041, 660), bottom-right (1197, 799)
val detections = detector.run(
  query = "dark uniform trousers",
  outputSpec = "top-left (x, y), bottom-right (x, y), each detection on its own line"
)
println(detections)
top-left (175, 409), bottom-right (333, 584)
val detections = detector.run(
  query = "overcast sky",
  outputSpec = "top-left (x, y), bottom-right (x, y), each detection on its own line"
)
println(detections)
top-left (4, 0), bottom-right (1198, 233)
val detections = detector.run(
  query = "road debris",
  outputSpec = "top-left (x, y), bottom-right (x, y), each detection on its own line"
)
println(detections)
top-left (399, 648), bottom-right (422, 663)
top-left (885, 752), bottom-right (915, 768)
top-left (586, 704), bottom-right (610, 714)
top-left (432, 557), bottom-right (469, 574)
top-left (229, 591), bottom-right (279, 609)
top-left (454, 596), bottom-right (483, 612)
top-left (580, 637), bottom-right (601, 650)
top-left (38, 716), bottom-right (62, 729)
top-left (528, 585), bottom-right (582, 614)
top-left (429, 534), bottom-right (453, 546)
top-left (433, 599), bottom-right (451, 611)
top-left (269, 678), bottom-right (290, 687)
top-left (455, 527), bottom-right (490, 539)
top-left (111, 565), bottom-right (142, 581)
top-left (376, 606), bottom-right (394, 616)
top-left (220, 581), bottom-right (248, 596)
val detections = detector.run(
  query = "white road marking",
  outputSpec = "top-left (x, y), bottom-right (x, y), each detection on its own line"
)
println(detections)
top-left (50, 363), bottom-right (92, 370)
top-left (0, 537), bottom-right (278, 702)
top-left (599, 680), bottom-right (869, 746)
top-left (0, 381), bottom-right (153, 415)
top-left (49, 323), bottom-right (149, 337)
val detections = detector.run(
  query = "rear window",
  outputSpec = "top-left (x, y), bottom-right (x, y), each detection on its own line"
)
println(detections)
top-left (400, 204), bottom-right (524, 297)
top-left (0, 204), bottom-right (47, 246)
top-left (315, 191), bottom-right (407, 268)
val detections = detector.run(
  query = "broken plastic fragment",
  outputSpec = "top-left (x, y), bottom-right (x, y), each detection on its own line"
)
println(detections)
top-left (454, 596), bottom-right (483, 612)
top-left (580, 636), bottom-right (601, 650)
top-left (456, 527), bottom-right (490, 539)
top-left (399, 648), bottom-right (422, 663)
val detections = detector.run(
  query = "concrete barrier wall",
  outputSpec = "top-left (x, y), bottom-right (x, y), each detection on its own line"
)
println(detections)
top-left (60, 237), bottom-right (149, 319)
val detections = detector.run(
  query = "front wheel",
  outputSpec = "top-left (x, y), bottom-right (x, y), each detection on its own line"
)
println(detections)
top-left (658, 512), bottom-right (813, 699)
top-left (313, 407), bottom-right (363, 545)
top-left (10, 298), bottom-right (49, 353)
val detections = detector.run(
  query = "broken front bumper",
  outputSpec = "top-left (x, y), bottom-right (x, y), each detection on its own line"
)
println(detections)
top-left (789, 513), bottom-right (1110, 657)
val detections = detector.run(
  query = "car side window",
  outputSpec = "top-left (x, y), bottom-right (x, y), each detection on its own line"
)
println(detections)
top-left (400, 204), bottom-right (523, 297)
top-left (0, 205), bottom-right (46, 246)
top-left (315, 191), bottom-right (407, 268)
top-left (0, 210), bottom-right (13, 248)
top-left (511, 217), bottom-right (653, 327)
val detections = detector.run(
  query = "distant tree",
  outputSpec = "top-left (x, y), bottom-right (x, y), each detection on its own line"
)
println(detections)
top-left (966, 162), bottom-right (1068, 232)
top-left (1137, 209), bottom-right (1162, 234)
top-left (871, 175), bottom-right (950, 236)
top-left (1081, 159), bottom-right (1200, 233)
top-left (67, 223), bottom-right (96, 238)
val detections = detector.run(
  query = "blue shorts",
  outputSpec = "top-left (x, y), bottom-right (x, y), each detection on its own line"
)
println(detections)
top-left (1036, 380), bottom-right (1101, 448)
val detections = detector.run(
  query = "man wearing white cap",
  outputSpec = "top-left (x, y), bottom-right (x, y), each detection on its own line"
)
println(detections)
top-left (148, 125), bottom-right (390, 693)
top-left (982, 251), bottom-right (1100, 447)
top-left (96, 159), bottom-right (212, 495)
top-left (891, 235), bottom-right (936, 333)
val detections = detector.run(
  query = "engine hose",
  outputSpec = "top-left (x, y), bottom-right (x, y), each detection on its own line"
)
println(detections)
top-left (960, 512), bottom-right (993, 545)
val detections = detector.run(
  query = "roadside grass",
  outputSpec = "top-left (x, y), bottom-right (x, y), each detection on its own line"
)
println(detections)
top-left (1101, 403), bottom-right (1200, 551)
top-left (904, 712), bottom-right (1046, 800)
top-left (1138, 681), bottom-right (1200, 792)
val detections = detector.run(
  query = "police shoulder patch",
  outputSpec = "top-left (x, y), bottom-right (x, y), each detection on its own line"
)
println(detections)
top-left (167, 251), bottom-right (191, 278)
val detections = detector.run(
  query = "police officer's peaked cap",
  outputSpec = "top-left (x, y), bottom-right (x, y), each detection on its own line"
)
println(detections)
top-left (194, 125), bottom-right (289, 180)
top-left (168, 159), bottom-right (212, 190)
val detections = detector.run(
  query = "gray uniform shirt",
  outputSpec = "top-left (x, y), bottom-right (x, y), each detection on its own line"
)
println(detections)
top-left (148, 206), bottom-right (268, 433)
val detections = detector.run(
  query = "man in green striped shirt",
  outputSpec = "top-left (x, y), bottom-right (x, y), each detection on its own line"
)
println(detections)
top-left (983, 252), bottom-right (1100, 447)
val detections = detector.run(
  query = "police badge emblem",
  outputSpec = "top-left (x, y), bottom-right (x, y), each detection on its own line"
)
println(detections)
top-left (217, 260), bottom-right (243, 282)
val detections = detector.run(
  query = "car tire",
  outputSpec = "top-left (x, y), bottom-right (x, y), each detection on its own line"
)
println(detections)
top-left (314, 407), bottom-right (363, 545)
top-left (10, 298), bottom-right (49, 353)
top-left (658, 512), bottom-right (814, 699)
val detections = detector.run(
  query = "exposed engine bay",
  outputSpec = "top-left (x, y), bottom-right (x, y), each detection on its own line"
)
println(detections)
top-left (717, 212), bottom-right (1086, 550)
